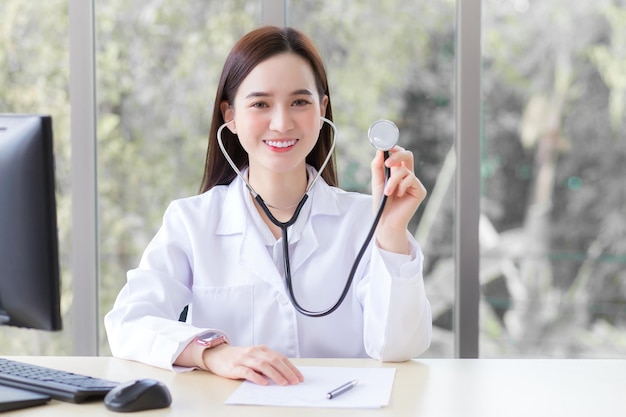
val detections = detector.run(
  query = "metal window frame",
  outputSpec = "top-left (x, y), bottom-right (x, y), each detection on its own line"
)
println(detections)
top-left (454, 0), bottom-right (481, 358)
top-left (69, 0), bottom-right (99, 355)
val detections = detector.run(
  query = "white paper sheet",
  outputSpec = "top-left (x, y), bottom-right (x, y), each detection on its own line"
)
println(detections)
top-left (225, 366), bottom-right (396, 409)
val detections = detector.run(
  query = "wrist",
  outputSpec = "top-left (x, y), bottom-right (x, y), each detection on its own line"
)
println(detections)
top-left (192, 332), bottom-right (228, 370)
top-left (376, 228), bottom-right (409, 255)
top-left (200, 343), bottom-right (228, 373)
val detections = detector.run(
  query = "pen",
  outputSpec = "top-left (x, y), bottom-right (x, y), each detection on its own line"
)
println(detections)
top-left (326, 379), bottom-right (358, 399)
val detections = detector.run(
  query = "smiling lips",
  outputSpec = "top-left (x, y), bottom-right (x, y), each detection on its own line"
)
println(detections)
top-left (264, 139), bottom-right (298, 149)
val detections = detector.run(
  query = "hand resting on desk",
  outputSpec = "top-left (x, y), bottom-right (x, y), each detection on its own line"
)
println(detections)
top-left (176, 341), bottom-right (304, 386)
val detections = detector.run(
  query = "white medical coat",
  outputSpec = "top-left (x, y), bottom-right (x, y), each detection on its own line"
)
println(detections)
top-left (104, 168), bottom-right (431, 372)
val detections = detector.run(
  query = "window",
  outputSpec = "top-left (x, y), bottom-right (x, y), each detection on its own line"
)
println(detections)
top-left (481, 0), bottom-right (626, 357)
top-left (4, 0), bottom-right (624, 359)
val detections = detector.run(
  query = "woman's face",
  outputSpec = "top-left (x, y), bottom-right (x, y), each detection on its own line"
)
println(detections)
top-left (222, 52), bottom-right (328, 177)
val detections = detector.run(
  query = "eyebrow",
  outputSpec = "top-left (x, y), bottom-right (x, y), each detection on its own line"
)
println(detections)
top-left (245, 89), bottom-right (314, 99)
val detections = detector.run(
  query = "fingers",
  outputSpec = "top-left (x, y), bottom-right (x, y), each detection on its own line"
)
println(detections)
top-left (236, 365), bottom-right (271, 386)
top-left (380, 147), bottom-right (425, 199)
top-left (384, 166), bottom-right (426, 199)
top-left (370, 150), bottom-right (387, 190)
top-left (385, 146), bottom-right (415, 173)
top-left (238, 346), bottom-right (303, 386)
top-left (204, 344), bottom-right (303, 386)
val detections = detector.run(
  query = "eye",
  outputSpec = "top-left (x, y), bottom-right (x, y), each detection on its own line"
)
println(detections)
top-left (250, 101), bottom-right (269, 109)
top-left (292, 98), bottom-right (312, 107)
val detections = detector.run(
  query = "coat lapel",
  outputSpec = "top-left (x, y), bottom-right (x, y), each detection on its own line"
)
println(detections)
top-left (288, 179), bottom-right (342, 274)
top-left (216, 177), bottom-right (284, 290)
top-left (214, 172), bottom-right (344, 290)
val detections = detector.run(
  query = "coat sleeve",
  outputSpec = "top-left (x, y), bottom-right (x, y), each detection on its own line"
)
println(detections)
top-left (104, 202), bottom-right (217, 372)
top-left (357, 232), bottom-right (432, 361)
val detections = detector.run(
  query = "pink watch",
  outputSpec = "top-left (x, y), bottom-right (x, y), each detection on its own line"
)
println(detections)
top-left (194, 332), bottom-right (227, 349)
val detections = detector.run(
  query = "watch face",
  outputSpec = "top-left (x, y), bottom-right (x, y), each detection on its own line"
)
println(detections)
top-left (195, 333), bottom-right (226, 348)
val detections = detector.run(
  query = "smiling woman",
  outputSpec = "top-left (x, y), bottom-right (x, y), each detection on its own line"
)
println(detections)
top-left (104, 26), bottom-right (432, 387)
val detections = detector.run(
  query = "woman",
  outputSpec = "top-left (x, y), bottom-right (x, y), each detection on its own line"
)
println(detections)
top-left (105, 26), bottom-right (431, 386)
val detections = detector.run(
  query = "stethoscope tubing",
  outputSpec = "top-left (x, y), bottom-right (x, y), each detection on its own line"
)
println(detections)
top-left (281, 159), bottom-right (389, 317)
top-left (216, 118), bottom-right (390, 317)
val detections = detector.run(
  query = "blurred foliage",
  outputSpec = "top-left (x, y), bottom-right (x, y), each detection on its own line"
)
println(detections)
top-left (1, 0), bottom-right (624, 358)
top-left (479, 0), bottom-right (626, 357)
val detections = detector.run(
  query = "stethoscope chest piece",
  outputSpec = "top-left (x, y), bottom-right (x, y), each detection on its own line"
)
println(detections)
top-left (368, 119), bottom-right (399, 151)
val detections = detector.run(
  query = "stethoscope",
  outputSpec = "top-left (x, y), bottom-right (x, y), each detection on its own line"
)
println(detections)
top-left (217, 117), bottom-right (399, 317)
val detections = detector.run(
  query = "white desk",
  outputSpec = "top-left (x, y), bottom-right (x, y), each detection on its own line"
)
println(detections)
top-left (2, 356), bottom-right (625, 416)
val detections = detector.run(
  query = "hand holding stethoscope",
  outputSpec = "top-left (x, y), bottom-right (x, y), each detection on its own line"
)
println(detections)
top-left (368, 120), bottom-right (427, 255)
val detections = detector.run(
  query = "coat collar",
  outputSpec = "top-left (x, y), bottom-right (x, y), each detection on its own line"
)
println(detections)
top-left (214, 167), bottom-right (343, 289)
top-left (215, 166), bottom-right (342, 236)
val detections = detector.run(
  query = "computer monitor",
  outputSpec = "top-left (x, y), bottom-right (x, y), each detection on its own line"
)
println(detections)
top-left (0, 114), bottom-right (62, 331)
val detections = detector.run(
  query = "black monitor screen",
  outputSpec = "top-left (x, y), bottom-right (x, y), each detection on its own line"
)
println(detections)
top-left (0, 114), bottom-right (62, 331)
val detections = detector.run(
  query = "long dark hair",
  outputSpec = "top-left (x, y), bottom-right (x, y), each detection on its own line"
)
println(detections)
top-left (199, 26), bottom-right (337, 193)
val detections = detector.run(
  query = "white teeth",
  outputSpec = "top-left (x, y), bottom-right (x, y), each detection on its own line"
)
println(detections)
top-left (265, 139), bottom-right (297, 148)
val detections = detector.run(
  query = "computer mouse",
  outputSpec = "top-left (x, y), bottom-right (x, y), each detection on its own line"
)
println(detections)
top-left (104, 378), bottom-right (172, 413)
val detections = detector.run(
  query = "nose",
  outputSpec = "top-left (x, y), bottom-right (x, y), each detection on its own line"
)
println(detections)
top-left (269, 106), bottom-right (294, 133)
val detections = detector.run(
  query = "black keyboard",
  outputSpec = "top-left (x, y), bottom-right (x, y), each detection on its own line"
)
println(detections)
top-left (0, 358), bottom-right (119, 403)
